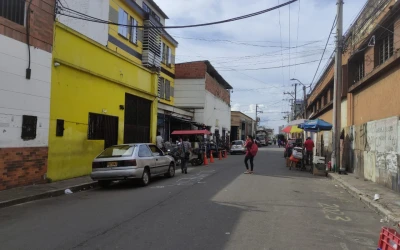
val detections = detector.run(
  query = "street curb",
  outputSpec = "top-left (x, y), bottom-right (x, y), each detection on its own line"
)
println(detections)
top-left (0, 181), bottom-right (98, 209)
top-left (328, 173), bottom-right (400, 225)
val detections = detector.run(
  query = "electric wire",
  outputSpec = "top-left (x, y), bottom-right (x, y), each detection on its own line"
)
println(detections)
top-left (56, 0), bottom-right (298, 29)
top-left (310, 15), bottom-right (337, 87)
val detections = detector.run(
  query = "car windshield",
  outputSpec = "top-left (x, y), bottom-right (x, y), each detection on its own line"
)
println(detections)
top-left (97, 145), bottom-right (136, 158)
top-left (233, 141), bottom-right (243, 145)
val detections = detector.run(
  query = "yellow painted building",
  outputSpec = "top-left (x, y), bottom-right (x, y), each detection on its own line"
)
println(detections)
top-left (48, 0), bottom-right (178, 181)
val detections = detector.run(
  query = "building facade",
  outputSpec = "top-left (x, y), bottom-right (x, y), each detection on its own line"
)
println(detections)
top-left (0, 0), bottom-right (55, 190)
top-left (231, 111), bottom-right (256, 141)
top-left (174, 61), bottom-right (233, 140)
top-left (307, 0), bottom-right (400, 192)
top-left (47, 0), bottom-right (175, 181)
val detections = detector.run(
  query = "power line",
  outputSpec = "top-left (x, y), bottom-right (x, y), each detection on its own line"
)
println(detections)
top-left (310, 15), bottom-right (337, 87)
top-left (218, 58), bottom-right (329, 71)
top-left (168, 35), bottom-right (321, 48)
top-left (57, 0), bottom-right (298, 29)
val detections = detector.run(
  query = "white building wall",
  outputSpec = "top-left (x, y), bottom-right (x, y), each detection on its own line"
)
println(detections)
top-left (0, 35), bottom-right (51, 148)
top-left (174, 79), bottom-right (206, 108)
top-left (202, 91), bottom-right (231, 134)
top-left (58, 0), bottom-right (109, 46)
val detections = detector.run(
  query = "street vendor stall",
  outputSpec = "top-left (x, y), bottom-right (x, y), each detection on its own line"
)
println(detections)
top-left (298, 119), bottom-right (333, 176)
top-left (170, 130), bottom-right (211, 166)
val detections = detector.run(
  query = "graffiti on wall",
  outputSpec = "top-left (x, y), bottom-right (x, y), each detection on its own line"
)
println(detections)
top-left (349, 116), bottom-right (399, 189)
top-left (367, 121), bottom-right (376, 152)
top-left (376, 119), bottom-right (386, 153)
top-left (386, 117), bottom-right (398, 153)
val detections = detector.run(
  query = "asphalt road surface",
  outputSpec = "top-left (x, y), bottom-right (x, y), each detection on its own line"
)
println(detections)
top-left (0, 146), bottom-right (383, 250)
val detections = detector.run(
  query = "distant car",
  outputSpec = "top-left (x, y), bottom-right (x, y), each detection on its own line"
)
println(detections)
top-left (268, 139), bottom-right (273, 145)
top-left (230, 140), bottom-right (246, 154)
top-left (90, 143), bottom-right (175, 187)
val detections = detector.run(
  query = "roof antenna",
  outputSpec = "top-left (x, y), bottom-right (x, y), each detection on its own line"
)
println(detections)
top-left (368, 35), bottom-right (375, 47)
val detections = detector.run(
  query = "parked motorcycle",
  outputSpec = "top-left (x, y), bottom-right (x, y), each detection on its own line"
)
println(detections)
top-left (190, 148), bottom-right (203, 166)
top-left (165, 145), bottom-right (181, 166)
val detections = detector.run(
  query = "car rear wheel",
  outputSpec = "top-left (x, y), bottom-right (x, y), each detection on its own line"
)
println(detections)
top-left (98, 180), bottom-right (112, 188)
top-left (141, 169), bottom-right (150, 186)
top-left (165, 163), bottom-right (175, 177)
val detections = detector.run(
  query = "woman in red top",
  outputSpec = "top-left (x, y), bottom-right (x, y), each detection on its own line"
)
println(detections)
top-left (244, 135), bottom-right (255, 174)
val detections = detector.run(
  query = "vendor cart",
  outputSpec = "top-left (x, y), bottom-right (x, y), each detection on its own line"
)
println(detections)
top-left (298, 119), bottom-right (333, 176)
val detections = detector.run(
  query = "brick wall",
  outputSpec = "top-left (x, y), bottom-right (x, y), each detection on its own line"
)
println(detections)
top-left (175, 62), bottom-right (206, 79)
top-left (0, 0), bottom-right (55, 52)
top-left (0, 147), bottom-right (47, 190)
top-left (205, 73), bottom-right (230, 105)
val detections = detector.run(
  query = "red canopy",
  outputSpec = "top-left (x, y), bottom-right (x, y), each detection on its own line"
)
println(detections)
top-left (171, 130), bottom-right (211, 135)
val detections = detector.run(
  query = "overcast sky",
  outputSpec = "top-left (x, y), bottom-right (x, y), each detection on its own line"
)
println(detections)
top-left (157, 0), bottom-right (366, 133)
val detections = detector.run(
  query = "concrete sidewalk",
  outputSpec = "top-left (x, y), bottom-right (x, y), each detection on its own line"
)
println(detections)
top-left (0, 176), bottom-right (97, 209)
top-left (329, 172), bottom-right (400, 225)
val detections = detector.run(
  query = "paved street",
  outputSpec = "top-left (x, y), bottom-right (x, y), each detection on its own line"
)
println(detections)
top-left (0, 146), bottom-right (383, 250)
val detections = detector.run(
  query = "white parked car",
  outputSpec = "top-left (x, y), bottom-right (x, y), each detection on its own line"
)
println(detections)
top-left (91, 143), bottom-right (176, 187)
top-left (230, 140), bottom-right (246, 154)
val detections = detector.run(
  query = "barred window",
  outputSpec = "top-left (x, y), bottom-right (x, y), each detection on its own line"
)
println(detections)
top-left (378, 30), bottom-right (394, 65)
top-left (0, 0), bottom-right (25, 26)
top-left (21, 115), bottom-right (37, 140)
top-left (355, 60), bottom-right (364, 82)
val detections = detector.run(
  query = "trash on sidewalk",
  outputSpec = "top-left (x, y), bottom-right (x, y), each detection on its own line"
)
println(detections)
top-left (65, 189), bottom-right (73, 194)
top-left (374, 194), bottom-right (380, 201)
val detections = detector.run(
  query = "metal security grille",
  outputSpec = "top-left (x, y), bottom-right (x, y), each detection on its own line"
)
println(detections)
top-left (88, 113), bottom-right (118, 149)
top-left (0, 0), bottom-right (26, 25)
top-left (355, 60), bottom-right (364, 82)
top-left (378, 31), bottom-right (394, 65)
top-left (124, 93), bottom-right (151, 143)
top-left (21, 115), bottom-right (37, 140)
top-left (142, 19), bottom-right (162, 68)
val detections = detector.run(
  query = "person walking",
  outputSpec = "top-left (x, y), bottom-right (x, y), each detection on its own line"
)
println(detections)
top-left (179, 137), bottom-right (191, 174)
top-left (156, 131), bottom-right (164, 150)
top-left (244, 135), bottom-right (256, 174)
top-left (304, 137), bottom-right (315, 165)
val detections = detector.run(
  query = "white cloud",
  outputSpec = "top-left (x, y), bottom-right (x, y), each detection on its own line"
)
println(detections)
top-left (156, 0), bottom-right (366, 132)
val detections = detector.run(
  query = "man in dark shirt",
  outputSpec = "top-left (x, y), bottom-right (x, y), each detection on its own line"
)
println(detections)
top-left (304, 137), bottom-right (315, 165)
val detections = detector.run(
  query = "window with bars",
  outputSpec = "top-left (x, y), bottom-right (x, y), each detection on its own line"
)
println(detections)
top-left (0, 0), bottom-right (26, 26)
top-left (378, 31), bottom-right (394, 65)
top-left (21, 115), bottom-right (37, 140)
top-left (355, 60), bottom-right (364, 82)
